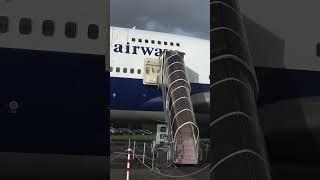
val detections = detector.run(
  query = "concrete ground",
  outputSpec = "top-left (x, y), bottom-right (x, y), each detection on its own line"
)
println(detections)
top-left (110, 141), bottom-right (209, 180)
top-left (110, 154), bottom-right (209, 180)
top-left (0, 152), bottom-right (108, 180)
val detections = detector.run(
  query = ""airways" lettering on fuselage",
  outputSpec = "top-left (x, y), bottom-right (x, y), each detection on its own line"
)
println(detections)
top-left (113, 43), bottom-right (164, 57)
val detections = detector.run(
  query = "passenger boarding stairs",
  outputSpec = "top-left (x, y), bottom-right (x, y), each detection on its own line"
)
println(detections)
top-left (160, 50), bottom-right (199, 164)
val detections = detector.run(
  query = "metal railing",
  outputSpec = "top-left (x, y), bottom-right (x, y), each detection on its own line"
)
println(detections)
top-left (160, 50), bottom-right (199, 164)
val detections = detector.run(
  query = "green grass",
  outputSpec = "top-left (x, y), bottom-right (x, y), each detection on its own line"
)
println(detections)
top-left (199, 138), bottom-right (210, 143)
top-left (111, 135), bottom-right (210, 143)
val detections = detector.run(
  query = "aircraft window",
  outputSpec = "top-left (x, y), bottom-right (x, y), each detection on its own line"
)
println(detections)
top-left (145, 39), bottom-right (148, 43)
top-left (130, 68), bottom-right (134, 74)
top-left (116, 67), bottom-right (120, 72)
top-left (160, 127), bottom-right (166, 132)
top-left (151, 40), bottom-right (155, 44)
top-left (132, 38), bottom-right (135, 42)
top-left (0, 16), bottom-right (9, 33)
top-left (42, 20), bottom-right (55, 36)
top-left (19, 18), bottom-right (32, 35)
top-left (164, 41), bottom-right (168, 45)
top-left (170, 42), bottom-right (174, 46)
top-left (176, 43), bottom-right (180, 47)
top-left (137, 69), bottom-right (141, 74)
top-left (88, 24), bottom-right (99, 39)
top-left (317, 43), bottom-right (320, 57)
top-left (123, 68), bottom-right (127, 73)
top-left (158, 41), bottom-right (161, 45)
top-left (145, 67), bottom-right (150, 74)
top-left (65, 22), bottom-right (77, 38)
top-left (138, 39), bottom-right (142, 42)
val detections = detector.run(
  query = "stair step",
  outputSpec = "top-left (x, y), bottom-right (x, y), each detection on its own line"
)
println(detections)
top-left (176, 158), bottom-right (197, 160)
top-left (176, 148), bottom-right (197, 151)
top-left (175, 144), bottom-right (196, 147)
top-left (176, 153), bottom-right (196, 158)
top-left (174, 160), bottom-right (198, 164)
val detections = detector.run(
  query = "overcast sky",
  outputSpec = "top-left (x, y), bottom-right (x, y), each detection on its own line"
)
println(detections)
top-left (110, 0), bottom-right (209, 39)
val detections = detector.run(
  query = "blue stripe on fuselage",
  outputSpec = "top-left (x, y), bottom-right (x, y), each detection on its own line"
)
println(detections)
top-left (110, 77), bottom-right (210, 111)
top-left (255, 67), bottom-right (320, 106)
top-left (110, 67), bottom-right (320, 111)
top-left (0, 47), bottom-right (108, 156)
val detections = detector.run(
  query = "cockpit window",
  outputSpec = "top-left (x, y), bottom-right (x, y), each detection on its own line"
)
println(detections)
top-left (19, 18), bottom-right (32, 35)
top-left (65, 22), bottom-right (77, 38)
top-left (0, 16), bottom-right (9, 33)
top-left (42, 20), bottom-right (55, 36)
top-left (88, 24), bottom-right (99, 39)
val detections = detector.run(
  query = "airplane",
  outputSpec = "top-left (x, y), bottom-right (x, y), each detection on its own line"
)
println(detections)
top-left (0, 0), bottom-right (319, 178)
top-left (239, 0), bottom-right (320, 179)
top-left (110, 0), bottom-right (320, 176)
top-left (0, 0), bottom-right (109, 177)
top-left (109, 26), bottom-right (211, 131)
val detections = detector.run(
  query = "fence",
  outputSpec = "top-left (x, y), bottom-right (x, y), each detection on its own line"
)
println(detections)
top-left (111, 140), bottom-right (210, 166)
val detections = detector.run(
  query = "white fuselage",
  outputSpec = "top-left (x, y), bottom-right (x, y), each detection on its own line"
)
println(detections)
top-left (109, 26), bottom-right (210, 122)
top-left (109, 26), bottom-right (210, 84)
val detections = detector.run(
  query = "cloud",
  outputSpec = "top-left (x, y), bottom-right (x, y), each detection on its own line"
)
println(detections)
top-left (110, 0), bottom-right (209, 39)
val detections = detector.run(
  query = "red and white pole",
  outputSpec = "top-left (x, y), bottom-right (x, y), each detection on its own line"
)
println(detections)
top-left (126, 148), bottom-right (132, 180)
